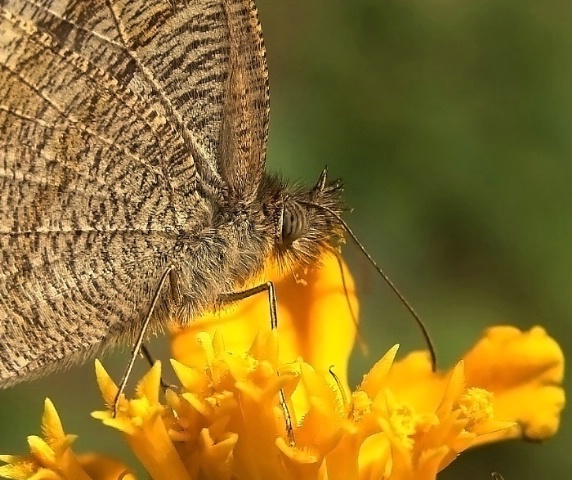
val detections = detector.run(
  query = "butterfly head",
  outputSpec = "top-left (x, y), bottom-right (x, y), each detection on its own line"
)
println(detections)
top-left (261, 168), bottom-right (345, 269)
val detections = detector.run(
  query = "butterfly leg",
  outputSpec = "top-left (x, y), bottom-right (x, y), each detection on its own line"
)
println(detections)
top-left (218, 282), bottom-right (295, 446)
top-left (219, 281), bottom-right (278, 327)
top-left (112, 265), bottom-right (174, 417)
top-left (140, 344), bottom-right (176, 393)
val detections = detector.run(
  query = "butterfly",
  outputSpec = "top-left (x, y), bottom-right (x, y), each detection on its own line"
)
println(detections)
top-left (0, 0), bottom-right (344, 388)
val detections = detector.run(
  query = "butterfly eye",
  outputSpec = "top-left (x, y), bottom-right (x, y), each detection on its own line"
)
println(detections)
top-left (281, 201), bottom-right (308, 244)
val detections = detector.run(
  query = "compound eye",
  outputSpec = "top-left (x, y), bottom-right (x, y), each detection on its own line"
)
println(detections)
top-left (281, 201), bottom-right (308, 244)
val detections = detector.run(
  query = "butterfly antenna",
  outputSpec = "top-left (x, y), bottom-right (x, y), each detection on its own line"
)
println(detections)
top-left (303, 202), bottom-right (437, 371)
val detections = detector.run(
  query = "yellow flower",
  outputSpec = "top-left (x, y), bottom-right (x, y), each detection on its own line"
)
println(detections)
top-left (0, 399), bottom-right (132, 480)
top-left (1, 254), bottom-right (566, 479)
top-left (90, 326), bottom-right (563, 480)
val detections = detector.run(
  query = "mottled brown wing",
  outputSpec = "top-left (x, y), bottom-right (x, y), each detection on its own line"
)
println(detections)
top-left (0, 4), bottom-right (182, 385)
top-left (0, 0), bottom-right (269, 384)
top-left (104, 0), bottom-right (270, 194)
top-left (218, 0), bottom-right (270, 197)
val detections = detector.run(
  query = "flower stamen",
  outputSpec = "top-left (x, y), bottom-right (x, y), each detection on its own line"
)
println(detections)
top-left (329, 365), bottom-right (351, 417)
top-left (279, 382), bottom-right (296, 446)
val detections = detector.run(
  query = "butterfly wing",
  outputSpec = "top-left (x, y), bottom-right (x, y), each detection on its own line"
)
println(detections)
top-left (105, 0), bottom-right (270, 195)
top-left (0, 4), bottom-right (183, 384)
top-left (217, 0), bottom-right (270, 197)
top-left (0, 0), bottom-right (269, 384)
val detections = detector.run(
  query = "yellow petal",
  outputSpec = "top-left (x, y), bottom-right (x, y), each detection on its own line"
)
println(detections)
top-left (462, 326), bottom-right (565, 441)
top-left (290, 364), bottom-right (344, 454)
top-left (94, 360), bottom-right (120, 410)
top-left (355, 433), bottom-right (391, 480)
top-left (279, 254), bottom-right (358, 382)
top-left (26, 436), bottom-right (56, 468)
top-left (384, 350), bottom-right (447, 413)
top-left (134, 361), bottom-right (162, 405)
top-left (359, 345), bottom-right (400, 399)
top-left (40, 399), bottom-right (66, 451)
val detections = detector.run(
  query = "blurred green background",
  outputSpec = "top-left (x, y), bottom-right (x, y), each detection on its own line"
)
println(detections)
top-left (0, 0), bottom-right (569, 478)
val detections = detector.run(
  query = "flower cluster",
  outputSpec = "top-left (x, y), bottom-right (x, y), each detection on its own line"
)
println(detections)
top-left (0, 255), bottom-right (565, 480)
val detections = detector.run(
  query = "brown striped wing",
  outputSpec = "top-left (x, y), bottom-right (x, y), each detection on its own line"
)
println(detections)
top-left (0, 0), bottom-right (270, 385)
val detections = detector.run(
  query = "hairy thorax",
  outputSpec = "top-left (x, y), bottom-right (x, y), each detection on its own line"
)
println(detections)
top-left (163, 199), bottom-right (274, 327)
